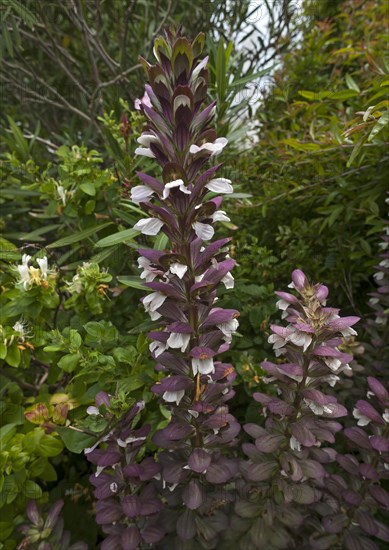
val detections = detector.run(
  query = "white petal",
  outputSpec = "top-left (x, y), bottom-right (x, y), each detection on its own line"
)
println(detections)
top-left (221, 272), bottom-right (234, 289)
top-left (192, 357), bottom-right (214, 376)
top-left (137, 134), bottom-right (158, 146)
top-left (143, 291), bottom-right (167, 312)
top-left (192, 221), bottom-right (214, 241)
top-left (149, 341), bottom-right (167, 357)
top-left (135, 147), bottom-right (156, 158)
top-left (163, 390), bottom-right (185, 405)
top-left (212, 210), bottom-right (230, 222)
top-left (131, 185), bottom-right (153, 204)
top-left (167, 332), bottom-right (191, 352)
top-left (169, 262), bottom-right (188, 279)
top-left (205, 178), bottom-right (233, 194)
top-left (290, 435), bottom-right (301, 451)
top-left (134, 218), bottom-right (164, 236)
top-left (86, 406), bottom-right (100, 416)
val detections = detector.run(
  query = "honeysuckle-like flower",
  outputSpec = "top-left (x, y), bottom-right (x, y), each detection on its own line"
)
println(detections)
top-left (15, 254), bottom-right (55, 290)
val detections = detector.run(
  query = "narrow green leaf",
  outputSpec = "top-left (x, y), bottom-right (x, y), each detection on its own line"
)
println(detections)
top-left (47, 222), bottom-right (113, 248)
top-left (368, 110), bottom-right (389, 141)
top-left (94, 228), bottom-right (139, 248)
top-left (345, 74), bottom-right (360, 92)
top-left (117, 276), bottom-right (148, 290)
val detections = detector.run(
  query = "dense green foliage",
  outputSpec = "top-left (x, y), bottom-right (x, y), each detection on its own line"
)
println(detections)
top-left (0, 0), bottom-right (387, 547)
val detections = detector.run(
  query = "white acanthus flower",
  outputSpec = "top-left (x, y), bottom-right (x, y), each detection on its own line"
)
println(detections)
top-left (221, 272), bottom-right (234, 289)
top-left (166, 332), bottom-right (191, 352)
top-left (205, 178), bottom-right (233, 194)
top-left (192, 357), bottom-right (215, 376)
top-left (290, 435), bottom-right (301, 452)
top-left (189, 137), bottom-right (228, 157)
top-left (217, 318), bottom-right (239, 343)
top-left (211, 210), bottom-right (231, 223)
top-left (192, 221), bottom-right (214, 241)
top-left (162, 179), bottom-right (191, 199)
top-left (162, 390), bottom-right (185, 406)
top-left (142, 292), bottom-right (167, 319)
top-left (131, 185), bottom-right (154, 204)
top-left (169, 262), bottom-right (188, 279)
top-left (352, 407), bottom-right (371, 426)
top-left (134, 217), bottom-right (164, 236)
top-left (149, 340), bottom-right (167, 357)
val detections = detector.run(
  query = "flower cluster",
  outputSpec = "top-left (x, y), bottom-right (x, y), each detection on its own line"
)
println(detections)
top-left (234, 270), bottom-right (361, 548)
top-left (85, 394), bottom-right (165, 550)
top-left (15, 254), bottom-right (56, 290)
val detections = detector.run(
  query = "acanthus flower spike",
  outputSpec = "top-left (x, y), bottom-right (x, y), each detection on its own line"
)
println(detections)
top-left (132, 27), bottom-right (240, 547)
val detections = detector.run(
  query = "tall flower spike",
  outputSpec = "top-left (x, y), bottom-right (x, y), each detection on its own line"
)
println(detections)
top-left (234, 271), bottom-right (361, 549)
top-left (134, 28), bottom-right (240, 546)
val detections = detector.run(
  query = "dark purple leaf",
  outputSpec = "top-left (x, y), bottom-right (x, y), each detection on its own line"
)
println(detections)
top-left (176, 508), bottom-right (196, 540)
top-left (121, 526), bottom-right (141, 550)
top-left (182, 480), bottom-right (204, 509)
top-left (188, 448), bottom-right (212, 473)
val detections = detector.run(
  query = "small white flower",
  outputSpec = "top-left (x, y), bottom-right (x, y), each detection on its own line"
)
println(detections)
top-left (149, 341), bottom-right (167, 357)
top-left (217, 318), bottom-right (239, 343)
top-left (36, 257), bottom-right (48, 279)
top-left (353, 407), bottom-right (371, 426)
top-left (135, 147), bottom-right (156, 158)
top-left (192, 357), bottom-right (215, 376)
top-left (166, 332), bottom-right (191, 352)
top-left (131, 185), bottom-right (154, 204)
top-left (189, 137), bottom-right (228, 156)
top-left (137, 134), bottom-right (158, 147)
top-left (162, 179), bottom-right (191, 200)
top-left (290, 435), bottom-right (301, 451)
top-left (12, 319), bottom-right (30, 342)
top-left (143, 291), bottom-right (167, 314)
top-left (134, 217), bottom-right (164, 236)
top-left (276, 299), bottom-right (290, 311)
top-left (17, 254), bottom-right (31, 289)
top-left (56, 184), bottom-right (67, 206)
top-left (383, 409), bottom-right (389, 423)
top-left (169, 262), bottom-right (188, 279)
top-left (162, 390), bottom-right (185, 406)
top-left (212, 210), bottom-right (230, 223)
top-left (192, 221), bottom-right (214, 241)
top-left (138, 256), bottom-right (159, 282)
top-left (205, 177), bottom-right (233, 194)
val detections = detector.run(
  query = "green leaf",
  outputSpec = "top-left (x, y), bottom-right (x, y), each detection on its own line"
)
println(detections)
top-left (23, 480), bottom-right (42, 500)
top-left (5, 344), bottom-right (21, 368)
top-left (328, 89), bottom-right (359, 100)
top-left (117, 276), bottom-right (148, 290)
top-left (94, 228), bottom-right (139, 248)
top-left (58, 354), bottom-right (79, 373)
top-left (347, 135), bottom-right (368, 167)
top-left (284, 139), bottom-right (321, 151)
top-left (38, 434), bottom-right (64, 457)
top-left (345, 74), bottom-right (360, 92)
top-left (154, 232), bottom-right (169, 250)
top-left (80, 182), bottom-right (96, 196)
top-left (56, 427), bottom-right (97, 454)
top-left (368, 110), bottom-right (389, 141)
top-left (47, 222), bottom-right (113, 248)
